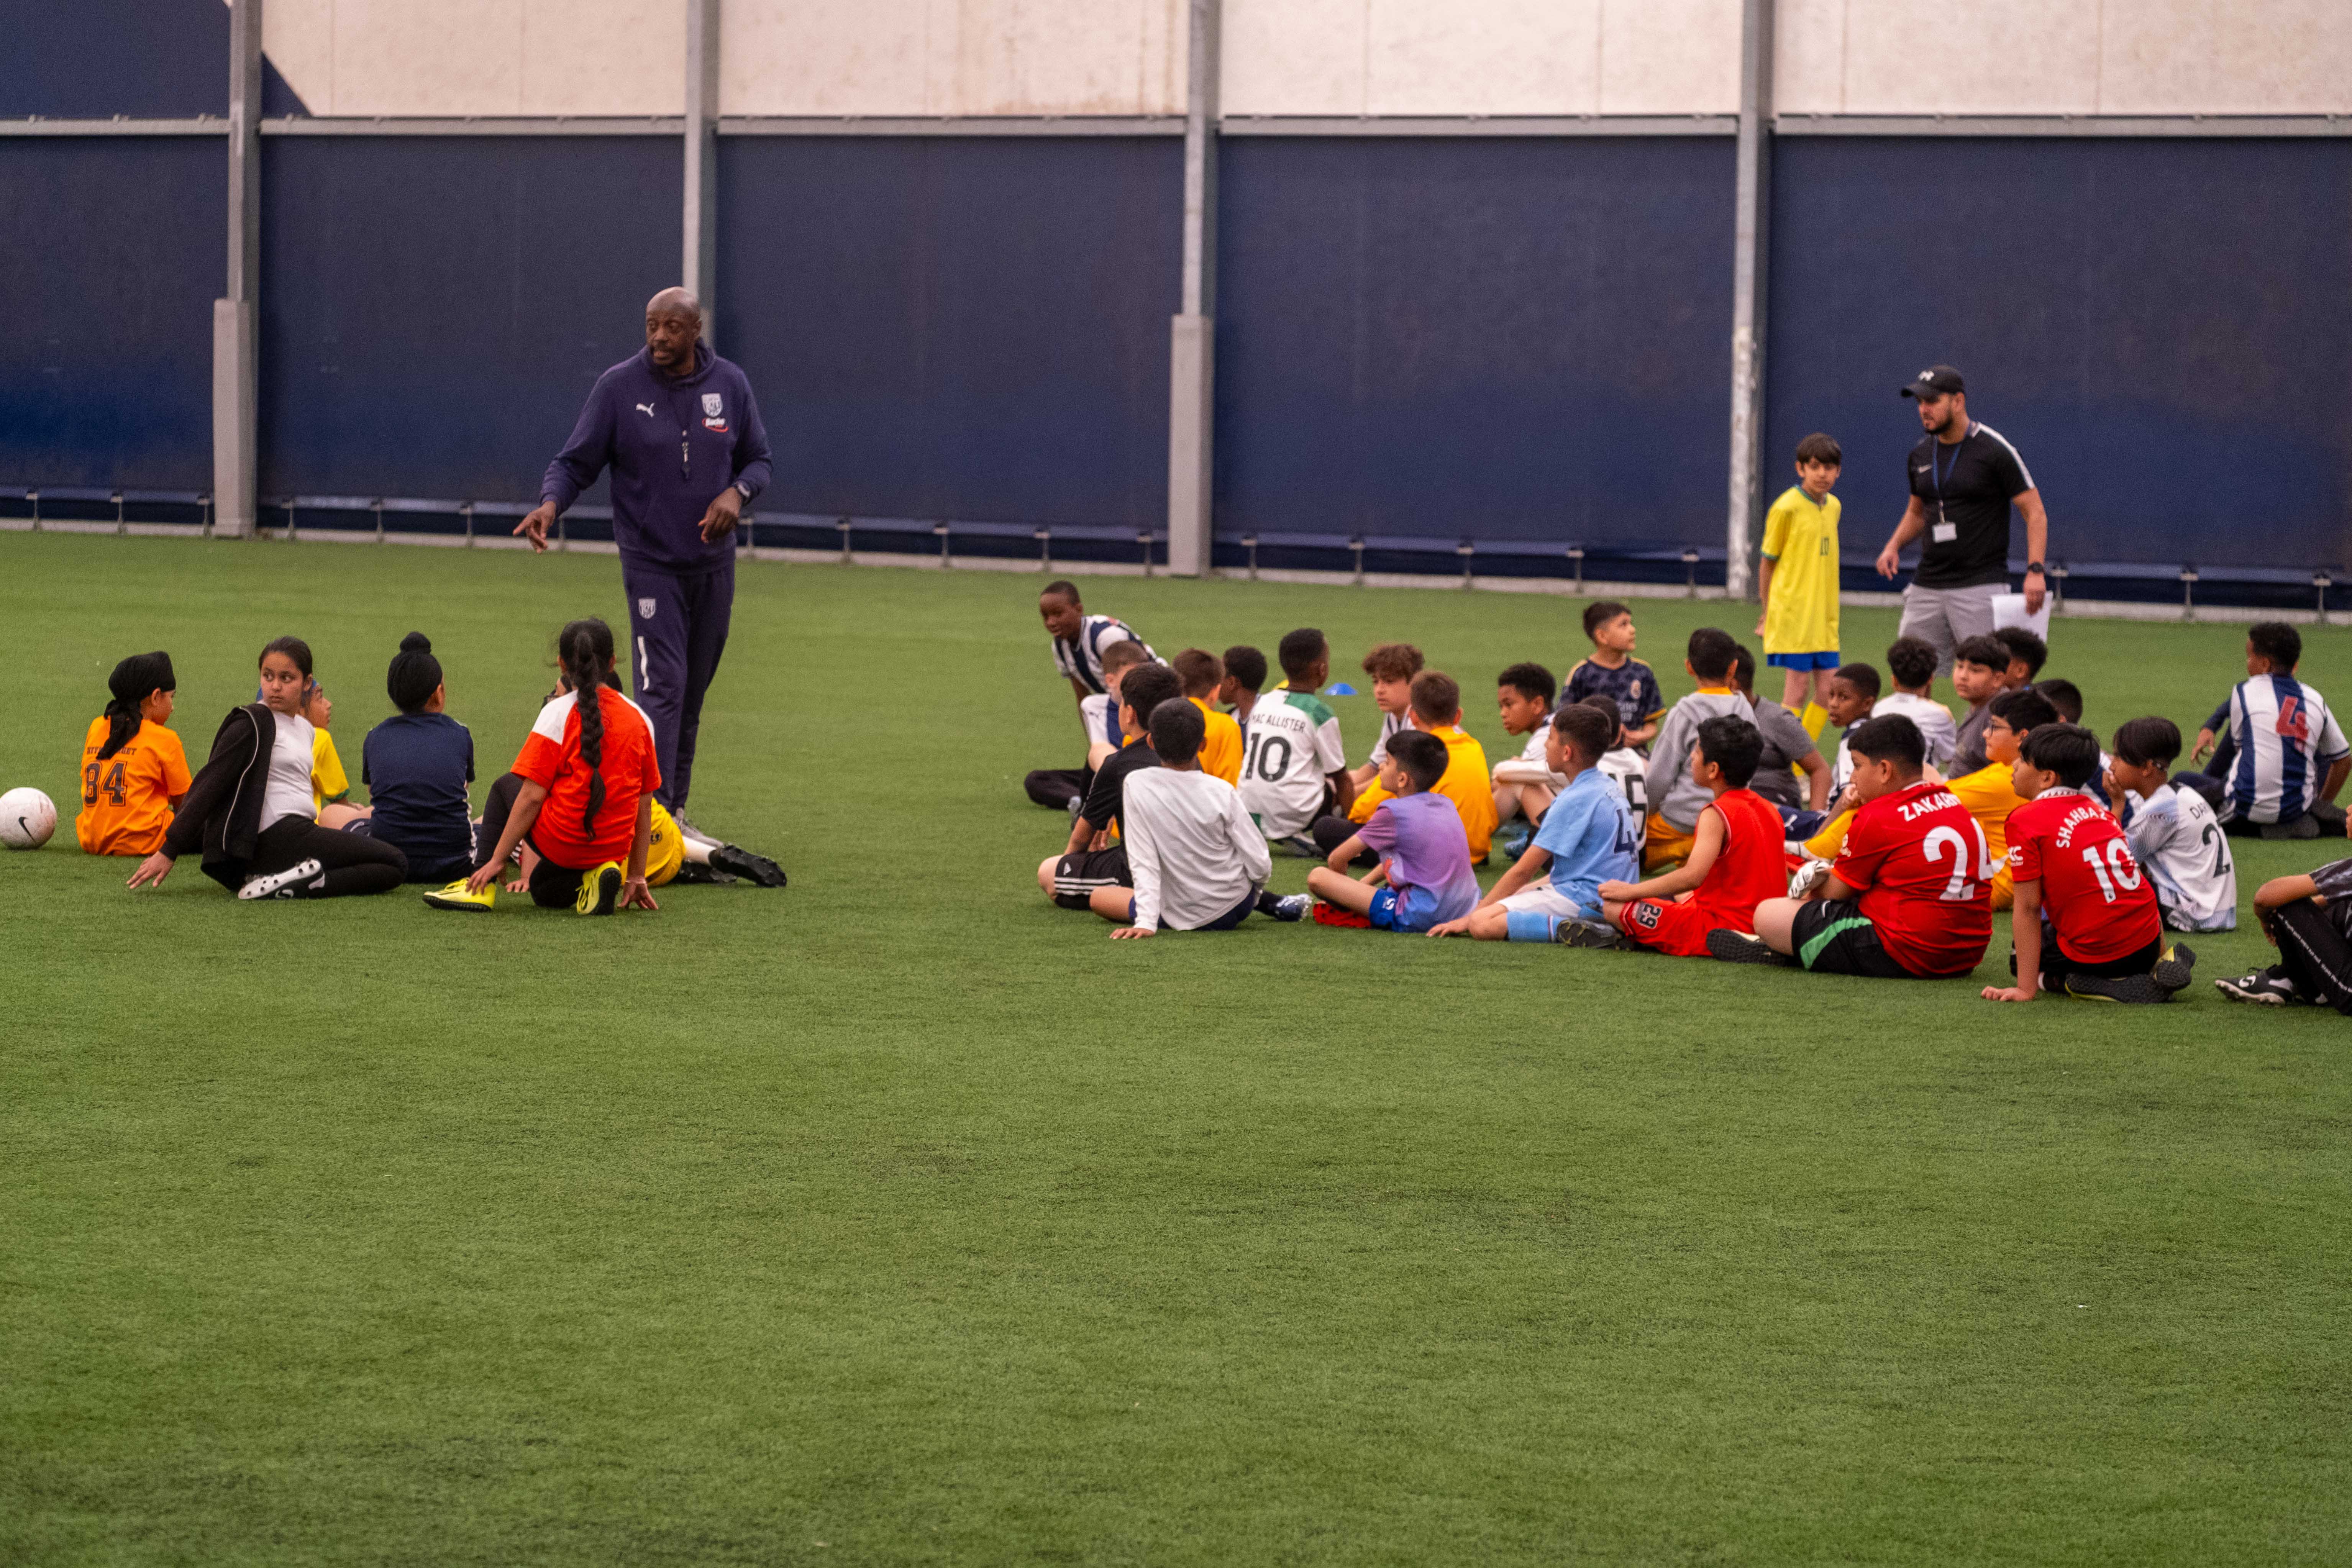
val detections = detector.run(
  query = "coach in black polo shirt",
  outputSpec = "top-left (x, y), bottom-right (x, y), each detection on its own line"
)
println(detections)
top-left (1872, 365), bottom-right (2051, 670)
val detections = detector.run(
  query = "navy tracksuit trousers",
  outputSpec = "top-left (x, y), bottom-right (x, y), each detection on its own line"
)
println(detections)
top-left (623, 553), bottom-right (733, 810)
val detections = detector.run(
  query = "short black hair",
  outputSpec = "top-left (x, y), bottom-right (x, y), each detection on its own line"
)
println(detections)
top-left (1695, 715), bottom-right (1763, 789)
top-left (2250, 620), bottom-right (2303, 670)
top-left (2020, 723), bottom-right (2102, 789)
top-left (1886, 636), bottom-right (1938, 689)
top-left (1846, 713), bottom-right (1926, 773)
top-left (1040, 579), bottom-right (1080, 605)
top-left (1222, 644), bottom-right (1267, 694)
top-left (1991, 627), bottom-right (2048, 678)
top-left (1953, 634), bottom-right (2011, 673)
top-left (1118, 664), bottom-right (1183, 732)
top-left (1387, 728), bottom-right (1449, 793)
top-left (1731, 644), bottom-right (1757, 691)
top-left (1497, 661), bottom-right (1557, 706)
top-left (1833, 662), bottom-right (1881, 699)
top-left (1276, 628), bottom-right (1328, 682)
top-left (1687, 628), bottom-right (1738, 684)
top-left (1795, 431), bottom-right (1843, 466)
top-left (2033, 677), bottom-right (2083, 724)
top-left (1582, 600), bottom-right (1632, 641)
top-left (1551, 701), bottom-right (1616, 764)
top-left (1147, 695), bottom-right (1206, 766)
top-left (1988, 687), bottom-right (2059, 733)
top-left (2112, 716), bottom-right (2183, 769)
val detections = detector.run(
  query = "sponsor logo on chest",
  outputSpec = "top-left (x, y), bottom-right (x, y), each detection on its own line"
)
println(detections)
top-left (700, 392), bottom-right (728, 433)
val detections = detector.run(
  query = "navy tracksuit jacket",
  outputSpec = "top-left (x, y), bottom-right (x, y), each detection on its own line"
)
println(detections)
top-left (541, 344), bottom-right (772, 809)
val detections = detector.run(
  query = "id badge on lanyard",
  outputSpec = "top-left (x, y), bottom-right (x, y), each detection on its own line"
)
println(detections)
top-left (1929, 432), bottom-right (1964, 543)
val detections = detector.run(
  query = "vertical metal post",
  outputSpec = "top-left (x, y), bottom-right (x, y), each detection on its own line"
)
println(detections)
top-left (684, 0), bottom-right (720, 346)
top-left (1165, 0), bottom-right (1221, 579)
top-left (1723, 0), bottom-right (1774, 601)
top-left (213, 0), bottom-right (262, 539)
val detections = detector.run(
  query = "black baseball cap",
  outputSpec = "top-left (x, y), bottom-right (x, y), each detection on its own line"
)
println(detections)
top-left (1900, 364), bottom-right (1965, 399)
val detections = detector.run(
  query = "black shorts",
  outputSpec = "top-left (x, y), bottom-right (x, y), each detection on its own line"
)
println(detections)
top-left (2023, 934), bottom-right (2162, 988)
top-left (1052, 846), bottom-right (1130, 909)
top-left (1790, 899), bottom-right (1928, 980)
top-left (344, 816), bottom-right (476, 885)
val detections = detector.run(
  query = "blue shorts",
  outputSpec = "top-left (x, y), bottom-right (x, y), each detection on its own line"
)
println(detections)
top-left (1368, 887), bottom-right (1435, 933)
top-left (1765, 650), bottom-right (1840, 671)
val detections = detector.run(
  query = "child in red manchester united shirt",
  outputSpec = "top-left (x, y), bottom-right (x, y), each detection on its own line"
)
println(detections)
top-left (1980, 723), bottom-right (2198, 1004)
top-left (1711, 712), bottom-right (1994, 978)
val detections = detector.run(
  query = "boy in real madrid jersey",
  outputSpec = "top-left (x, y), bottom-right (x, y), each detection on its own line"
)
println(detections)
top-left (1240, 628), bottom-right (1353, 853)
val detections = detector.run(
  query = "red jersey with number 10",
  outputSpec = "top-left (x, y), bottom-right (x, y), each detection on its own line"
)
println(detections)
top-left (2005, 788), bottom-right (2160, 963)
top-left (1832, 779), bottom-right (1994, 977)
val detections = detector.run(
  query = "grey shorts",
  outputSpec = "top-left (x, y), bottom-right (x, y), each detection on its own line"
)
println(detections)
top-left (1898, 582), bottom-right (2005, 672)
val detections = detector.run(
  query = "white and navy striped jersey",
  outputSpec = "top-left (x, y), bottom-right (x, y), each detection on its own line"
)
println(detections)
top-left (2122, 782), bottom-right (2236, 932)
top-left (2219, 674), bottom-right (2349, 824)
top-left (1369, 710), bottom-right (1408, 768)
top-left (1050, 614), bottom-right (1157, 695)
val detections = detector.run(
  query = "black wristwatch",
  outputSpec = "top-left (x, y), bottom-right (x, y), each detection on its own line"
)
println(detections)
top-left (2024, 561), bottom-right (2045, 575)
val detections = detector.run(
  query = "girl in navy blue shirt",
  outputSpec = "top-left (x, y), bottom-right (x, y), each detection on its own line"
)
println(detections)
top-left (356, 633), bottom-right (477, 883)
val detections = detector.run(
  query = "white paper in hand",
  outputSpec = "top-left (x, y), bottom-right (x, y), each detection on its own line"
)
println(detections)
top-left (1991, 592), bottom-right (2051, 641)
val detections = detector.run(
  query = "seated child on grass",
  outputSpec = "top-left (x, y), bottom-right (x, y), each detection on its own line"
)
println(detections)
top-left (1980, 723), bottom-right (2196, 1004)
top-left (1578, 695), bottom-right (1650, 819)
top-left (1714, 715), bottom-right (1993, 979)
top-left (1565, 600), bottom-right (1664, 750)
top-left (1092, 699), bottom-right (1276, 938)
top-left (1949, 633), bottom-right (2018, 775)
top-left (1642, 628), bottom-right (1748, 869)
top-left (1172, 649), bottom-right (1245, 786)
top-left (1319, 671), bottom-right (1497, 864)
top-left (2106, 716), bottom-right (2234, 932)
top-left (1943, 686), bottom-right (2059, 912)
top-left (1731, 643), bottom-right (1831, 817)
top-left (1490, 661), bottom-right (1561, 840)
top-left (351, 633), bottom-right (477, 885)
top-left (1219, 645), bottom-right (1266, 730)
top-left (1242, 629), bottom-right (1353, 856)
top-left (2216, 859), bottom-right (2352, 1011)
top-left (423, 618), bottom-right (658, 916)
top-left (1820, 662), bottom-right (1879, 795)
top-left (1875, 636), bottom-right (1960, 773)
top-left (1306, 729), bottom-right (1481, 933)
top-left (2183, 621), bottom-right (2350, 839)
top-left (1348, 643), bottom-right (1424, 795)
top-left (1429, 704), bottom-right (1637, 944)
top-left (1037, 663), bottom-right (1183, 909)
top-left (1024, 640), bottom-right (1151, 815)
top-left (1596, 715), bottom-right (1788, 957)
top-left (76, 651), bottom-right (190, 857)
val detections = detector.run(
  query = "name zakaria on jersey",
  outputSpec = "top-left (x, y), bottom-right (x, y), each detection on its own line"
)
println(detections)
top-left (2007, 788), bottom-right (2160, 963)
top-left (1240, 690), bottom-right (1347, 839)
top-left (1832, 779), bottom-right (1996, 977)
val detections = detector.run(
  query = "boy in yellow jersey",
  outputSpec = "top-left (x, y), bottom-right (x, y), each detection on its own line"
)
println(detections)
top-left (1172, 648), bottom-right (1245, 786)
top-left (1317, 669), bottom-right (1499, 864)
top-left (1942, 687), bottom-right (2057, 912)
top-left (1756, 432), bottom-right (1844, 729)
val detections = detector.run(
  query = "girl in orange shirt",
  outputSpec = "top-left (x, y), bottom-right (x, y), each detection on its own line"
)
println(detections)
top-left (426, 618), bottom-right (661, 915)
top-left (77, 652), bottom-right (191, 856)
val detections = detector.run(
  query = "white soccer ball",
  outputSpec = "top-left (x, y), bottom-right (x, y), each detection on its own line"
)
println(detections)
top-left (0, 787), bottom-right (57, 850)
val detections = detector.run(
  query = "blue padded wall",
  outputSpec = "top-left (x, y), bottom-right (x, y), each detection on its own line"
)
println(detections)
top-left (0, 139), bottom-right (222, 490)
top-left (717, 136), bottom-right (1181, 529)
top-left (1766, 137), bottom-right (2352, 571)
top-left (1214, 136), bottom-right (1735, 546)
top-left (260, 137), bottom-right (680, 502)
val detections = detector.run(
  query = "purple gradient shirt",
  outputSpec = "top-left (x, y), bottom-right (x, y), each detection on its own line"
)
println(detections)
top-left (1357, 791), bottom-right (1479, 923)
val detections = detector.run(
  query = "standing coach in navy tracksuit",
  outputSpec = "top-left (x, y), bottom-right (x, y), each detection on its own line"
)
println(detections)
top-left (516, 287), bottom-right (771, 837)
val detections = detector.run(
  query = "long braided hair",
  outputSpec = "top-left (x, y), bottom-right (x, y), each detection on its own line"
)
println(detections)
top-left (558, 618), bottom-right (616, 839)
top-left (98, 651), bottom-right (175, 761)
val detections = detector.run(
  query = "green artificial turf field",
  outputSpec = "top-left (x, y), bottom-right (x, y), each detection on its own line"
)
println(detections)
top-left (3, 531), bottom-right (2348, 1566)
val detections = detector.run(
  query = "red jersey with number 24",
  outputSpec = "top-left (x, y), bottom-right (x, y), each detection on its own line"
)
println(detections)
top-left (1832, 779), bottom-right (1994, 977)
top-left (2005, 788), bottom-right (2160, 963)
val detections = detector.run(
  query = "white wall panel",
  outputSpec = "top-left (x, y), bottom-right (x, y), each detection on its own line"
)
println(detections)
top-left (1599, 0), bottom-right (1737, 114)
top-left (720, 0), bottom-right (1184, 117)
top-left (1776, 0), bottom-right (2352, 116)
top-left (256, 0), bottom-right (2352, 121)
